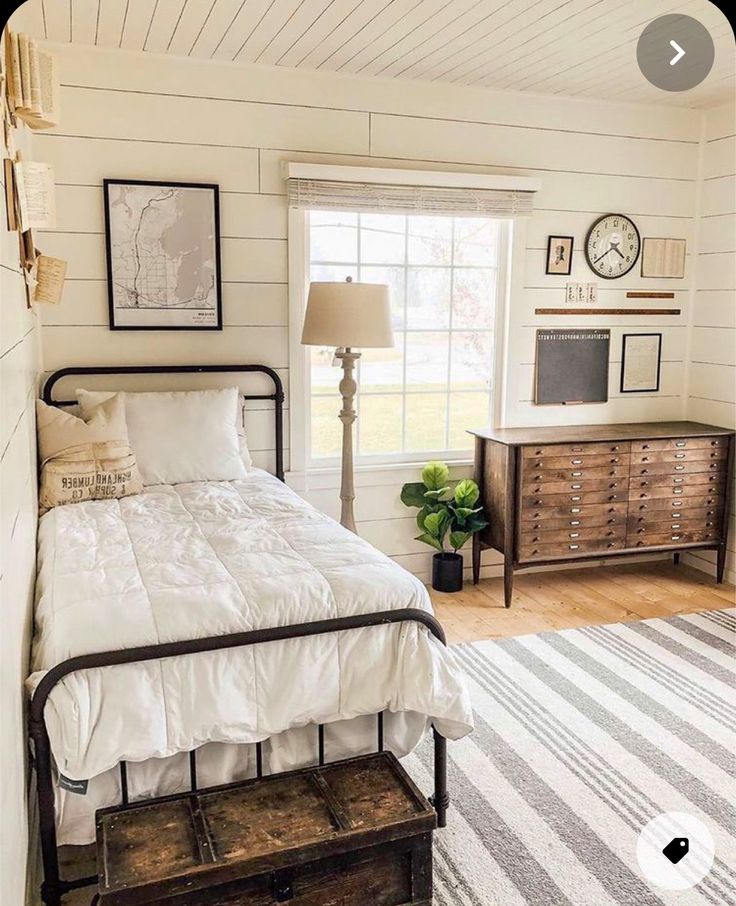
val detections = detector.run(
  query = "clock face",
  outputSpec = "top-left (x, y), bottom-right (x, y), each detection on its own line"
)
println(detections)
top-left (585, 214), bottom-right (640, 279)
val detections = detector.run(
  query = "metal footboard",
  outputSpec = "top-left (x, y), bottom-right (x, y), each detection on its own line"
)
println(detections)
top-left (29, 609), bottom-right (450, 906)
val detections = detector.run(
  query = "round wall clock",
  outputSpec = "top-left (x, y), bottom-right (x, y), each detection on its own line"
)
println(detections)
top-left (585, 214), bottom-right (640, 279)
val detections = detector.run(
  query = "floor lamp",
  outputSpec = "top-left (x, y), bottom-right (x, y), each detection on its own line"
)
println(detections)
top-left (301, 278), bottom-right (393, 534)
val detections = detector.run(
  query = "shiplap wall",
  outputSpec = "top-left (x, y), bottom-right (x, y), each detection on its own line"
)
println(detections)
top-left (684, 102), bottom-right (736, 584)
top-left (0, 74), bottom-right (40, 906)
top-left (30, 40), bottom-right (709, 581)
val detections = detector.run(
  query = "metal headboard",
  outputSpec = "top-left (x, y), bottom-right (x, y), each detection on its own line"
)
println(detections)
top-left (42, 364), bottom-right (285, 482)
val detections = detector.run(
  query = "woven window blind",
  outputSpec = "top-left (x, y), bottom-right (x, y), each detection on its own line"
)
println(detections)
top-left (287, 177), bottom-right (535, 218)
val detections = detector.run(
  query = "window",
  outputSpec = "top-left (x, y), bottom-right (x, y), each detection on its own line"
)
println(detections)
top-left (307, 211), bottom-right (503, 465)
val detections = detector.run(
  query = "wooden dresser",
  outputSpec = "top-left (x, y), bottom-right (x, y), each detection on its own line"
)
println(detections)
top-left (471, 422), bottom-right (734, 607)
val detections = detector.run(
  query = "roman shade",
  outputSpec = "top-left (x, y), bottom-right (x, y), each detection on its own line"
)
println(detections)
top-left (285, 164), bottom-right (539, 218)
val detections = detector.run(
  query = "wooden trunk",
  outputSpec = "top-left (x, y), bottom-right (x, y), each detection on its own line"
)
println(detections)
top-left (95, 753), bottom-right (435, 905)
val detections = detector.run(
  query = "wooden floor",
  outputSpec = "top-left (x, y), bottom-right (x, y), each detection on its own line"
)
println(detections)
top-left (429, 561), bottom-right (735, 644)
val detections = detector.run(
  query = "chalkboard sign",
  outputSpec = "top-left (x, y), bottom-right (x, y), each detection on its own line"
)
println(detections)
top-left (535, 329), bottom-right (610, 404)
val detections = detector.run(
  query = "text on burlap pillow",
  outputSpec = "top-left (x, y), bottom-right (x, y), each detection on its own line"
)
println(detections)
top-left (36, 395), bottom-right (143, 512)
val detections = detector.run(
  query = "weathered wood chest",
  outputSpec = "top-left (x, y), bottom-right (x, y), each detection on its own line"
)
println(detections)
top-left (95, 752), bottom-right (436, 905)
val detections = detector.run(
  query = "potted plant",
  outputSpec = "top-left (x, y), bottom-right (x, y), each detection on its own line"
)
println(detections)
top-left (401, 461), bottom-right (488, 593)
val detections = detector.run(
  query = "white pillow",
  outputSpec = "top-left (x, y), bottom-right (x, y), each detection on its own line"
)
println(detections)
top-left (77, 388), bottom-right (248, 486)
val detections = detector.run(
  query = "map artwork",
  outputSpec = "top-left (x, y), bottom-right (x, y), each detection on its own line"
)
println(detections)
top-left (104, 181), bottom-right (222, 329)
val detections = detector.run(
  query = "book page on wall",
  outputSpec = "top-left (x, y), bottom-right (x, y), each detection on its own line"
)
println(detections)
top-left (4, 29), bottom-right (59, 128)
top-left (13, 160), bottom-right (55, 230)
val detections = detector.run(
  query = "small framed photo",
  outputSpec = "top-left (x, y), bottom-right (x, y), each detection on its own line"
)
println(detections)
top-left (546, 236), bottom-right (574, 275)
top-left (620, 333), bottom-right (662, 393)
top-left (641, 238), bottom-right (686, 278)
top-left (104, 179), bottom-right (222, 330)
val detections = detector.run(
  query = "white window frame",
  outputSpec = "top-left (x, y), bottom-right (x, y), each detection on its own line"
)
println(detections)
top-left (287, 166), bottom-right (535, 477)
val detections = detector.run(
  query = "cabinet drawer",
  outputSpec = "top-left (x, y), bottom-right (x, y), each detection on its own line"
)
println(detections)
top-left (632, 449), bottom-right (728, 465)
top-left (631, 437), bottom-right (728, 453)
top-left (522, 501), bottom-right (628, 521)
top-left (522, 490), bottom-right (626, 508)
top-left (629, 471), bottom-right (723, 490)
top-left (519, 538), bottom-right (626, 560)
top-left (630, 460), bottom-right (726, 477)
top-left (522, 442), bottom-right (630, 459)
top-left (522, 466), bottom-right (629, 486)
top-left (629, 529), bottom-right (718, 549)
top-left (627, 512), bottom-right (720, 533)
top-left (523, 512), bottom-right (626, 531)
top-left (522, 477), bottom-right (626, 495)
top-left (521, 524), bottom-right (625, 546)
top-left (631, 495), bottom-right (724, 513)
top-left (631, 481), bottom-right (725, 500)
top-left (526, 454), bottom-right (630, 471)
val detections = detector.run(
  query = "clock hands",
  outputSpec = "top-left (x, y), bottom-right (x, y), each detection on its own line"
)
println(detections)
top-left (593, 239), bottom-right (625, 265)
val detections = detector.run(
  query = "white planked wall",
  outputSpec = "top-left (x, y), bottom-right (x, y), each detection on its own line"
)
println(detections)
top-left (24, 39), bottom-right (720, 581)
top-left (0, 66), bottom-right (41, 906)
top-left (684, 101), bottom-right (736, 584)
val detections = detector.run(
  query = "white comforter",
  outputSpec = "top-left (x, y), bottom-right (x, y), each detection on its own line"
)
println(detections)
top-left (29, 470), bottom-right (473, 788)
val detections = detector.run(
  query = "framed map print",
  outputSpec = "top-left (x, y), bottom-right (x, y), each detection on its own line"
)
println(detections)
top-left (103, 180), bottom-right (222, 330)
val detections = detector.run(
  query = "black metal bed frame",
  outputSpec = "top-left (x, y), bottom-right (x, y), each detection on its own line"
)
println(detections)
top-left (31, 365), bottom-right (449, 906)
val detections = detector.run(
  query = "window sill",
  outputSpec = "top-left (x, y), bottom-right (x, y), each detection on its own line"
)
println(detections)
top-left (287, 458), bottom-right (475, 492)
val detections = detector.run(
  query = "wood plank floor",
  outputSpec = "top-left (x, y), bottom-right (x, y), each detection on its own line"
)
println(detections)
top-left (429, 561), bottom-right (735, 644)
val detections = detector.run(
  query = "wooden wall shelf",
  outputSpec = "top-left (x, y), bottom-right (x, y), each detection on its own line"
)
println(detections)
top-left (535, 307), bottom-right (681, 316)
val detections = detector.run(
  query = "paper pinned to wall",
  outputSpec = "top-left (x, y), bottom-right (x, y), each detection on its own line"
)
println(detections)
top-left (13, 160), bottom-right (55, 230)
top-left (4, 30), bottom-right (59, 128)
top-left (34, 254), bottom-right (67, 304)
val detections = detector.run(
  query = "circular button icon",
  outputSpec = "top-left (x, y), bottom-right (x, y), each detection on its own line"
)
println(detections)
top-left (637, 812), bottom-right (715, 890)
top-left (637, 14), bottom-right (715, 92)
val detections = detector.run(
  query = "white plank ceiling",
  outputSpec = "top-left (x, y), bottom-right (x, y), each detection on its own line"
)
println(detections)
top-left (11, 0), bottom-right (735, 107)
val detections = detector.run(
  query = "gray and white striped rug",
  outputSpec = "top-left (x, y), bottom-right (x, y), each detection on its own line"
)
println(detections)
top-left (406, 609), bottom-right (736, 906)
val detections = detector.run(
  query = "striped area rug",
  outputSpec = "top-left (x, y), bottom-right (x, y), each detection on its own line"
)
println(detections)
top-left (406, 608), bottom-right (736, 906)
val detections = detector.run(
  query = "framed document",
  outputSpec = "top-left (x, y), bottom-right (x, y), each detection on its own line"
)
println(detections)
top-left (620, 333), bottom-right (662, 393)
top-left (104, 179), bottom-right (222, 330)
top-left (641, 238), bottom-right (686, 278)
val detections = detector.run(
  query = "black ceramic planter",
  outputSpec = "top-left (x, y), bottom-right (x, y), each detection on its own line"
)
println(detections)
top-left (432, 552), bottom-right (464, 593)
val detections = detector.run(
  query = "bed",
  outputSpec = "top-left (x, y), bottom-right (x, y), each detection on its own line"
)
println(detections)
top-left (28, 364), bottom-right (473, 906)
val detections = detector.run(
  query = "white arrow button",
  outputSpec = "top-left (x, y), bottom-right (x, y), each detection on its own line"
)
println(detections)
top-left (669, 40), bottom-right (686, 65)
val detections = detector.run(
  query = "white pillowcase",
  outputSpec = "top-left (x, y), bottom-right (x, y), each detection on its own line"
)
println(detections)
top-left (77, 388), bottom-right (249, 486)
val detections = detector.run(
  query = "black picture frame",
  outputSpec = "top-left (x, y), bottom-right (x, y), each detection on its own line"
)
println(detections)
top-left (545, 235), bottom-right (574, 275)
top-left (620, 333), bottom-right (662, 393)
top-left (103, 179), bottom-right (223, 331)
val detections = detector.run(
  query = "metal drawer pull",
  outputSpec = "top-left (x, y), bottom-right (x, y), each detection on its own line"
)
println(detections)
top-left (570, 520), bottom-right (580, 526)
top-left (572, 471), bottom-right (582, 477)
top-left (706, 521), bottom-right (713, 527)
top-left (572, 446), bottom-right (583, 452)
top-left (640, 481), bottom-right (649, 487)
top-left (569, 544), bottom-right (579, 550)
top-left (532, 536), bottom-right (540, 542)
top-left (637, 528), bottom-right (645, 534)
top-left (535, 449), bottom-right (543, 455)
top-left (642, 444), bottom-right (650, 450)
top-left (673, 512), bottom-right (681, 518)
top-left (570, 532), bottom-right (580, 538)
top-left (608, 518), bottom-right (615, 524)
top-left (673, 477), bottom-right (683, 483)
top-left (674, 453), bottom-right (685, 459)
top-left (534, 499), bottom-right (542, 505)
top-left (672, 535), bottom-right (681, 540)
top-left (642, 469), bottom-right (649, 474)
top-left (675, 441), bottom-right (686, 447)
top-left (674, 465), bottom-right (685, 471)
top-left (709, 463), bottom-right (718, 469)
top-left (672, 524), bottom-right (681, 529)
top-left (572, 483), bottom-right (582, 490)
top-left (571, 507), bottom-right (581, 513)
top-left (571, 496), bottom-right (581, 501)
top-left (642, 456), bottom-right (650, 462)
top-left (674, 489), bottom-right (683, 495)
top-left (639, 504), bottom-right (647, 510)
top-left (711, 453), bottom-right (719, 458)
top-left (571, 459), bottom-right (583, 465)
top-left (534, 475), bottom-right (542, 480)
top-left (608, 495), bottom-right (617, 501)
top-left (711, 440), bottom-right (719, 446)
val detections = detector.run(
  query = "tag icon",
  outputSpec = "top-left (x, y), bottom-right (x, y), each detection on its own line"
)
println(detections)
top-left (662, 837), bottom-right (689, 864)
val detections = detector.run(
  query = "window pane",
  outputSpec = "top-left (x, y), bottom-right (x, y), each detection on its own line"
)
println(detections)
top-left (405, 393), bottom-right (447, 453)
top-left (361, 265), bottom-right (405, 329)
top-left (454, 218), bottom-right (498, 266)
top-left (407, 268), bottom-right (451, 329)
top-left (448, 392), bottom-right (490, 449)
top-left (360, 214), bottom-right (405, 264)
top-left (408, 216), bottom-right (452, 265)
top-left (405, 332), bottom-right (449, 390)
top-left (310, 264), bottom-right (358, 283)
top-left (451, 332), bottom-right (493, 390)
top-left (453, 268), bottom-right (496, 329)
top-left (358, 395), bottom-right (402, 455)
top-left (310, 346), bottom-right (338, 394)
top-left (311, 395), bottom-right (341, 458)
top-left (310, 211), bottom-right (357, 263)
top-left (360, 342), bottom-right (404, 393)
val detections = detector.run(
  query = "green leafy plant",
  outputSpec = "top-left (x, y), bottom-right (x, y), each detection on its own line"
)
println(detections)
top-left (401, 461), bottom-right (488, 554)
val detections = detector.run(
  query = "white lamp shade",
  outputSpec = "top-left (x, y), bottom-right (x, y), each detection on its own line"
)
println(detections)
top-left (301, 281), bottom-right (394, 348)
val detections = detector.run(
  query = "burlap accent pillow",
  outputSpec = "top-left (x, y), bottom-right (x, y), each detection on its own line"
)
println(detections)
top-left (36, 395), bottom-right (143, 512)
